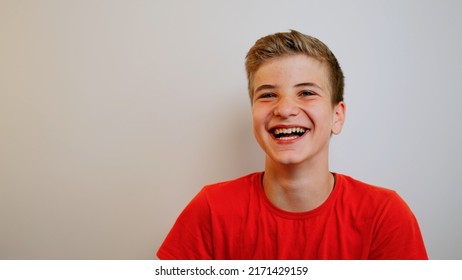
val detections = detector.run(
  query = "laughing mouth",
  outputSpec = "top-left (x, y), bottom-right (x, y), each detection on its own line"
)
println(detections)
top-left (272, 127), bottom-right (308, 140)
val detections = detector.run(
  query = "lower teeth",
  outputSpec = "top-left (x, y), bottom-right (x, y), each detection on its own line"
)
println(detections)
top-left (278, 135), bottom-right (298, 140)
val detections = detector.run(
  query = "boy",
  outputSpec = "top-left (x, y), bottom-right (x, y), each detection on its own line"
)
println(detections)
top-left (157, 30), bottom-right (428, 259)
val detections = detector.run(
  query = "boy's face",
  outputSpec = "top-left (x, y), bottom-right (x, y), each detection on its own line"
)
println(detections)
top-left (251, 54), bottom-right (345, 166)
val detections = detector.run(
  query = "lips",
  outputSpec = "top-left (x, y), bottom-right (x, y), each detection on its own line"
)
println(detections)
top-left (270, 126), bottom-right (309, 141)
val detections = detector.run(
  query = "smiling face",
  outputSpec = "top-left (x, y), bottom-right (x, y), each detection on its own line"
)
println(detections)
top-left (251, 54), bottom-right (345, 166)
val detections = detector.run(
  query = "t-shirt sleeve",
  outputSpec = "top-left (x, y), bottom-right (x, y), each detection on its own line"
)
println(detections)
top-left (156, 187), bottom-right (214, 260)
top-left (368, 191), bottom-right (428, 260)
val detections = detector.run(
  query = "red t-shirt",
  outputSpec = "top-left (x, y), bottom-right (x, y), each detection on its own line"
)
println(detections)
top-left (157, 172), bottom-right (428, 260)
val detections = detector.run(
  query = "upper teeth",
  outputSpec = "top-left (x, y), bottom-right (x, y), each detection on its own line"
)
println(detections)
top-left (274, 127), bottom-right (306, 135)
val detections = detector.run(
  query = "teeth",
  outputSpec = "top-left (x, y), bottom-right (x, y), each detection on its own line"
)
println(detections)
top-left (278, 135), bottom-right (298, 141)
top-left (274, 127), bottom-right (306, 135)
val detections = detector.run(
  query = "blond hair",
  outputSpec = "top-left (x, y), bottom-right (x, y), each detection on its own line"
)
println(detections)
top-left (245, 30), bottom-right (344, 105)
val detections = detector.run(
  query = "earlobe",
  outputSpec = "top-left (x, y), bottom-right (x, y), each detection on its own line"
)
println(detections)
top-left (331, 101), bottom-right (346, 135)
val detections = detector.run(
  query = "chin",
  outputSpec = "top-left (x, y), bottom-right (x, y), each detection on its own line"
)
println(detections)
top-left (269, 153), bottom-right (306, 166)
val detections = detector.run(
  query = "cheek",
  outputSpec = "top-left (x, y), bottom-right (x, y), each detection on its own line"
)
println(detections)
top-left (251, 111), bottom-right (259, 130)
top-left (252, 107), bottom-right (266, 128)
top-left (251, 110), bottom-right (263, 137)
top-left (251, 107), bottom-right (272, 145)
top-left (311, 107), bottom-right (335, 130)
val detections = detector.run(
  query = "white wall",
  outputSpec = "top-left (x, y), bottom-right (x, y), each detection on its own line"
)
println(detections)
top-left (1, 0), bottom-right (461, 259)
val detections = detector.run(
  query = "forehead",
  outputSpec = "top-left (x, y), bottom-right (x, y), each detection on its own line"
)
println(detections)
top-left (253, 54), bottom-right (330, 91)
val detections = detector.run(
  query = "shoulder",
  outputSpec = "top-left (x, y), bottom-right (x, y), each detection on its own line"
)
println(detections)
top-left (199, 172), bottom-right (262, 213)
top-left (336, 173), bottom-right (420, 228)
top-left (336, 173), bottom-right (400, 204)
top-left (336, 175), bottom-right (428, 259)
top-left (335, 173), bottom-right (414, 221)
top-left (177, 172), bottom-right (262, 216)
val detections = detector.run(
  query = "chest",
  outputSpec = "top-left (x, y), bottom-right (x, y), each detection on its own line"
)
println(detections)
top-left (210, 207), bottom-right (373, 259)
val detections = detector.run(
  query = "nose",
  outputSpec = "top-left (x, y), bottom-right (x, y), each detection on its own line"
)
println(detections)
top-left (273, 96), bottom-right (299, 118)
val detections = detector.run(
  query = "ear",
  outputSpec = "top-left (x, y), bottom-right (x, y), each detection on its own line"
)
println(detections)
top-left (331, 101), bottom-right (346, 135)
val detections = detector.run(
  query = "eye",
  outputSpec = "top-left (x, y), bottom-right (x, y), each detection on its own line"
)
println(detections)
top-left (299, 90), bottom-right (315, 97)
top-left (257, 92), bottom-right (277, 99)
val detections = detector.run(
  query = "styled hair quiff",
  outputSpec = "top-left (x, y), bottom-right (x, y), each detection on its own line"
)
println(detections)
top-left (245, 30), bottom-right (344, 105)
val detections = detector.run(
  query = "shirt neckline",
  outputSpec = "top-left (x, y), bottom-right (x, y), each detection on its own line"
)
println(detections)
top-left (255, 172), bottom-right (341, 220)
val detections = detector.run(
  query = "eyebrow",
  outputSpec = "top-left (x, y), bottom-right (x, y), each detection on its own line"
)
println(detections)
top-left (255, 82), bottom-right (322, 93)
top-left (255, 84), bottom-right (277, 93)
top-left (295, 82), bottom-right (322, 89)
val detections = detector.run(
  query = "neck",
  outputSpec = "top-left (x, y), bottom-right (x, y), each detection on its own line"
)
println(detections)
top-left (262, 157), bottom-right (334, 212)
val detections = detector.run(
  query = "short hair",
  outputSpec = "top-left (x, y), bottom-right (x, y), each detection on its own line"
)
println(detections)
top-left (245, 30), bottom-right (344, 105)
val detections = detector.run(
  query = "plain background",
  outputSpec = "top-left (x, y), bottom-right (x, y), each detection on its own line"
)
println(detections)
top-left (1, 0), bottom-right (461, 259)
